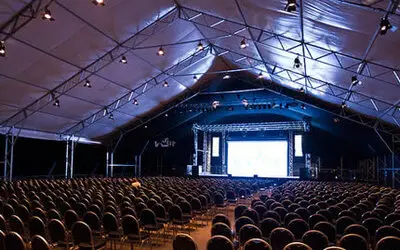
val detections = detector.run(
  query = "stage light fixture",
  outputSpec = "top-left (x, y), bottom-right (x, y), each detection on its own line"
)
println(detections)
top-left (193, 75), bottom-right (198, 81)
top-left (212, 101), bottom-right (220, 109)
top-left (83, 79), bottom-right (92, 88)
top-left (197, 41), bottom-right (204, 51)
top-left (351, 75), bottom-right (361, 85)
top-left (163, 81), bottom-right (169, 87)
top-left (144, 125), bottom-right (148, 129)
top-left (165, 113), bottom-right (168, 117)
top-left (294, 56), bottom-right (302, 68)
top-left (53, 99), bottom-right (60, 107)
top-left (257, 72), bottom-right (265, 79)
top-left (108, 113), bottom-right (114, 120)
top-left (286, 0), bottom-right (297, 12)
top-left (333, 117), bottom-right (340, 123)
top-left (120, 55), bottom-right (127, 64)
top-left (380, 17), bottom-right (392, 35)
top-left (341, 101), bottom-right (347, 109)
top-left (157, 46), bottom-right (165, 56)
top-left (133, 99), bottom-right (139, 105)
top-left (0, 41), bottom-right (5, 57)
top-left (240, 38), bottom-right (248, 49)
top-left (300, 104), bottom-right (306, 110)
top-left (299, 87), bottom-right (305, 93)
top-left (42, 6), bottom-right (55, 21)
top-left (242, 98), bottom-right (249, 107)
top-left (223, 74), bottom-right (231, 80)
top-left (92, 0), bottom-right (105, 6)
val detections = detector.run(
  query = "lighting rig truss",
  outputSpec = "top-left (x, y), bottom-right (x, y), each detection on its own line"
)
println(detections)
top-left (1, 7), bottom-right (179, 129)
top-left (179, 6), bottom-right (400, 88)
top-left (64, 46), bottom-right (212, 135)
top-left (192, 121), bottom-right (308, 133)
top-left (0, 0), bottom-right (55, 41)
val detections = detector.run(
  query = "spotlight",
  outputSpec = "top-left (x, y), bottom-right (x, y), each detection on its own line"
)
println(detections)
top-left (157, 47), bottom-right (165, 56)
top-left (333, 117), bottom-right (341, 123)
top-left (53, 99), bottom-right (60, 107)
top-left (163, 81), bottom-right (169, 87)
top-left (133, 99), bottom-right (139, 105)
top-left (257, 72), bottom-right (265, 79)
top-left (286, 0), bottom-right (297, 12)
top-left (299, 87), bottom-right (305, 93)
top-left (380, 17), bottom-right (392, 35)
top-left (223, 74), bottom-right (231, 80)
top-left (42, 6), bottom-right (55, 21)
top-left (165, 113), bottom-right (168, 117)
top-left (197, 41), bottom-right (204, 51)
top-left (92, 0), bottom-right (105, 6)
top-left (144, 125), bottom-right (148, 129)
top-left (212, 101), bottom-right (220, 109)
top-left (242, 98), bottom-right (249, 107)
top-left (0, 41), bottom-right (5, 57)
top-left (300, 104), bottom-right (306, 110)
top-left (193, 75), bottom-right (198, 81)
top-left (351, 75), bottom-right (361, 85)
top-left (294, 57), bottom-right (302, 68)
top-left (108, 113), bottom-right (114, 120)
top-left (341, 101), bottom-right (347, 109)
top-left (240, 38), bottom-right (248, 49)
top-left (120, 55), bottom-right (127, 64)
top-left (83, 79), bottom-right (92, 88)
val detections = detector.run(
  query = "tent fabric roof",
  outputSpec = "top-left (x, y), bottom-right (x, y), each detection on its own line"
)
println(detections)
top-left (0, 0), bottom-right (399, 142)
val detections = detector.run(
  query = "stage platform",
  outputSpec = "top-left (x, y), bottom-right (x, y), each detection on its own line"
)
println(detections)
top-left (198, 173), bottom-right (299, 180)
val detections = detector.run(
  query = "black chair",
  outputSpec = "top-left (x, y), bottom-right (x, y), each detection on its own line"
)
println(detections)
top-left (283, 242), bottom-right (312, 250)
top-left (270, 227), bottom-right (295, 250)
top-left (235, 216), bottom-right (255, 235)
top-left (207, 235), bottom-right (234, 250)
top-left (121, 215), bottom-right (149, 248)
top-left (46, 208), bottom-right (61, 220)
top-left (4, 232), bottom-right (25, 250)
top-left (152, 203), bottom-right (169, 224)
top-left (344, 224), bottom-right (370, 243)
top-left (336, 216), bottom-right (356, 235)
top-left (284, 212), bottom-right (301, 227)
top-left (31, 235), bottom-right (51, 250)
top-left (313, 221), bottom-right (336, 244)
top-left (254, 205), bottom-right (267, 218)
top-left (0, 230), bottom-right (4, 250)
top-left (140, 208), bottom-right (164, 244)
top-left (121, 207), bottom-right (137, 218)
top-left (235, 206), bottom-right (248, 220)
top-left (71, 221), bottom-right (106, 250)
top-left (29, 216), bottom-right (46, 238)
top-left (212, 214), bottom-right (231, 228)
top-left (309, 214), bottom-right (327, 229)
top-left (242, 208), bottom-right (260, 225)
top-left (239, 224), bottom-right (262, 244)
top-left (169, 205), bottom-right (191, 235)
top-left (31, 207), bottom-right (46, 222)
top-left (64, 209), bottom-right (79, 231)
top-left (211, 222), bottom-right (233, 240)
top-left (339, 233), bottom-right (368, 250)
top-left (9, 215), bottom-right (25, 238)
top-left (375, 225), bottom-right (400, 244)
top-left (301, 230), bottom-right (329, 250)
top-left (295, 207), bottom-right (311, 221)
top-left (16, 204), bottom-right (30, 225)
top-left (362, 217), bottom-right (383, 239)
top-left (48, 219), bottom-right (71, 248)
top-left (259, 218), bottom-right (280, 240)
top-left (376, 236), bottom-right (400, 250)
top-left (243, 238), bottom-right (272, 250)
top-left (173, 233), bottom-right (198, 250)
top-left (287, 219), bottom-right (309, 240)
top-left (386, 213), bottom-right (400, 225)
top-left (274, 207), bottom-right (288, 222)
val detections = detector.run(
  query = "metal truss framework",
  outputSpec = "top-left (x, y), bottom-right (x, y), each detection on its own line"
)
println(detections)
top-left (3, 129), bottom-right (16, 181)
top-left (1, 7), bottom-right (179, 129)
top-left (0, 0), bottom-right (54, 41)
top-left (193, 121), bottom-right (308, 132)
top-left (64, 139), bottom-right (74, 179)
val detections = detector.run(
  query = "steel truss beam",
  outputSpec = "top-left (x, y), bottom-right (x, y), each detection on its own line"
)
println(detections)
top-left (179, 6), bottom-right (400, 92)
top-left (209, 45), bottom-right (400, 137)
top-left (335, 0), bottom-right (400, 17)
top-left (0, 0), bottom-right (54, 41)
top-left (193, 121), bottom-right (307, 132)
top-left (63, 46), bottom-right (212, 135)
top-left (1, 7), bottom-right (179, 129)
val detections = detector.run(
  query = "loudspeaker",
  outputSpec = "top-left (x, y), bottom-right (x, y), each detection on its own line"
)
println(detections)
top-left (299, 168), bottom-right (309, 180)
top-left (192, 165), bottom-right (199, 177)
top-left (253, 174), bottom-right (258, 178)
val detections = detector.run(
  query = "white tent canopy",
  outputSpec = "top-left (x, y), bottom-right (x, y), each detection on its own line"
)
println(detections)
top-left (0, 0), bottom-right (399, 142)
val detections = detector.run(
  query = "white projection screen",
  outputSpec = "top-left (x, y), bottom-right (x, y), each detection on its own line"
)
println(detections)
top-left (227, 140), bottom-right (288, 177)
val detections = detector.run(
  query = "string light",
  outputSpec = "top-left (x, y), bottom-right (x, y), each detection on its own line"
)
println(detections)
top-left (341, 101), bottom-right (347, 109)
top-left (53, 99), bottom-right (60, 107)
top-left (157, 47), bottom-right (165, 56)
top-left (286, 0), bottom-right (297, 12)
top-left (223, 74), bottom-right (231, 80)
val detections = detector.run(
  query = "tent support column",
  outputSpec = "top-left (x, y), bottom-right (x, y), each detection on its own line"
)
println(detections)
top-left (65, 140), bottom-right (70, 179)
top-left (193, 128), bottom-right (198, 168)
top-left (65, 139), bottom-right (75, 179)
top-left (4, 128), bottom-right (16, 181)
top-left (106, 152), bottom-right (109, 177)
top-left (221, 131), bottom-right (226, 174)
top-left (288, 131), bottom-right (294, 176)
top-left (70, 140), bottom-right (74, 179)
top-left (110, 152), bottom-right (114, 177)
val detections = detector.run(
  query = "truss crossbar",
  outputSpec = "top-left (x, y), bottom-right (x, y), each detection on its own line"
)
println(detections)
top-left (193, 121), bottom-right (307, 133)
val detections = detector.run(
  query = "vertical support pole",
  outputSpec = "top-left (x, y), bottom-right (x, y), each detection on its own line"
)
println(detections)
top-left (202, 131), bottom-right (207, 174)
top-left (317, 157), bottom-right (321, 179)
top-left (193, 129), bottom-right (198, 167)
top-left (138, 154), bottom-right (141, 177)
top-left (221, 131), bottom-right (226, 174)
top-left (288, 131), bottom-right (294, 176)
top-left (106, 152), bottom-right (109, 177)
top-left (340, 156), bottom-right (343, 178)
top-left (9, 130), bottom-right (14, 182)
top-left (70, 140), bottom-right (74, 179)
top-left (305, 153), bottom-right (311, 177)
top-left (4, 135), bottom-right (8, 180)
top-left (207, 132), bottom-right (212, 173)
top-left (392, 135), bottom-right (396, 188)
top-left (110, 152), bottom-right (114, 177)
top-left (65, 140), bottom-right (70, 179)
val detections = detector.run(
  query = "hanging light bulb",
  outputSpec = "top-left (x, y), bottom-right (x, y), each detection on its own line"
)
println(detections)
top-left (42, 6), bottom-right (55, 21)
top-left (83, 79), bottom-right (92, 88)
top-left (286, 0), bottom-right (297, 12)
top-left (341, 101), bottom-right (347, 109)
top-left (163, 81), bottom-right (169, 87)
top-left (242, 98), bottom-right (249, 107)
top-left (53, 99), bottom-right (60, 107)
top-left (108, 113), bottom-right (114, 120)
top-left (193, 75), bottom-right (198, 81)
top-left (257, 72), bottom-right (265, 79)
top-left (294, 57), bottom-right (302, 68)
top-left (133, 99), bottom-right (139, 105)
top-left (223, 74), bottom-right (231, 80)
top-left (120, 55), bottom-right (127, 64)
top-left (157, 47), bottom-right (165, 56)
top-left (0, 41), bottom-right (5, 57)
top-left (299, 87), bottom-right (305, 93)
top-left (240, 38), bottom-right (248, 49)
top-left (380, 17), bottom-right (392, 35)
top-left (92, 0), bottom-right (105, 6)
top-left (197, 41), bottom-right (204, 51)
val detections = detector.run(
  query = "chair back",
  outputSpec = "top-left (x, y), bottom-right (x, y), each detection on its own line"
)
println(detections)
top-left (206, 235), bottom-right (234, 250)
top-left (235, 216), bottom-right (255, 234)
top-left (48, 219), bottom-right (66, 244)
top-left (103, 212), bottom-right (119, 233)
top-left (71, 221), bottom-right (92, 245)
top-left (243, 238), bottom-right (272, 250)
top-left (270, 227), bottom-right (295, 250)
top-left (9, 215), bottom-right (24, 236)
top-left (29, 216), bottom-right (46, 238)
top-left (212, 214), bottom-right (231, 228)
top-left (301, 230), bottom-right (328, 250)
top-left (4, 232), bottom-right (25, 250)
top-left (287, 219), bottom-right (309, 240)
top-left (31, 235), bottom-right (51, 250)
top-left (339, 234), bottom-right (368, 250)
top-left (239, 224), bottom-right (262, 246)
top-left (83, 211), bottom-right (101, 231)
top-left (122, 215), bottom-right (140, 235)
top-left (64, 209), bottom-right (79, 230)
top-left (211, 222), bottom-right (232, 240)
top-left (173, 233), bottom-right (198, 250)
top-left (343, 224), bottom-right (370, 243)
top-left (283, 242), bottom-right (312, 250)
top-left (313, 221), bottom-right (336, 243)
top-left (376, 236), bottom-right (400, 250)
